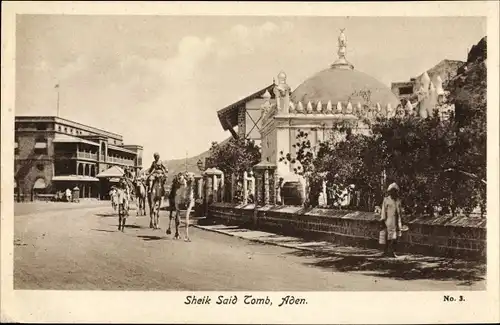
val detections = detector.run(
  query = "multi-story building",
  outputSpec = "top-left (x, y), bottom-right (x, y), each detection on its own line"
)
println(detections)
top-left (14, 116), bottom-right (143, 201)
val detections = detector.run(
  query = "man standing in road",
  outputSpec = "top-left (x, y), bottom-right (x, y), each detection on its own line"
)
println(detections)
top-left (379, 183), bottom-right (403, 258)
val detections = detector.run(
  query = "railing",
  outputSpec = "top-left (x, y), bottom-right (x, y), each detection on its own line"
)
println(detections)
top-left (54, 151), bottom-right (98, 160)
top-left (77, 152), bottom-right (98, 160)
top-left (107, 157), bottom-right (134, 166)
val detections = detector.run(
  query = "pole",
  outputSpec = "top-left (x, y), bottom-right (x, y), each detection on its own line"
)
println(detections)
top-left (55, 83), bottom-right (60, 117)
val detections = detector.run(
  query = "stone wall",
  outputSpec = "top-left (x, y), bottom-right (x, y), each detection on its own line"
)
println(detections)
top-left (208, 203), bottom-right (486, 261)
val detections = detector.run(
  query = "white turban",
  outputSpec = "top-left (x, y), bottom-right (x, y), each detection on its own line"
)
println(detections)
top-left (387, 183), bottom-right (400, 191)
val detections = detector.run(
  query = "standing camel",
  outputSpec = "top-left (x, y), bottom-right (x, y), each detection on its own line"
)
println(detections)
top-left (167, 172), bottom-right (195, 241)
top-left (147, 176), bottom-right (165, 229)
top-left (135, 178), bottom-right (147, 216)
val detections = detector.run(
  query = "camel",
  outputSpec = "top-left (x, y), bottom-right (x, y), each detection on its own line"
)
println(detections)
top-left (147, 176), bottom-right (165, 229)
top-left (166, 172), bottom-right (195, 241)
top-left (135, 179), bottom-right (147, 216)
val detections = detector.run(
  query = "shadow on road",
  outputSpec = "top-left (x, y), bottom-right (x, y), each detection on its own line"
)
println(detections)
top-left (124, 224), bottom-right (144, 229)
top-left (91, 228), bottom-right (116, 233)
top-left (96, 213), bottom-right (116, 218)
top-left (137, 235), bottom-right (166, 241)
top-left (287, 249), bottom-right (486, 285)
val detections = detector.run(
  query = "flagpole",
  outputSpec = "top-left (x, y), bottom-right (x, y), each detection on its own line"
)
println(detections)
top-left (55, 83), bottom-right (60, 117)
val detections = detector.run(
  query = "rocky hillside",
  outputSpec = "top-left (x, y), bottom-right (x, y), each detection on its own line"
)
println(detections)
top-left (447, 36), bottom-right (487, 129)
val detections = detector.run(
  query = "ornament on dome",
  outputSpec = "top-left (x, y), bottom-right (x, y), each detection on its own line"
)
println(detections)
top-left (262, 90), bottom-right (271, 100)
top-left (421, 72), bottom-right (431, 92)
top-left (405, 100), bottom-right (414, 116)
top-left (386, 103), bottom-right (394, 118)
top-left (331, 28), bottom-right (354, 70)
top-left (306, 101), bottom-right (313, 113)
top-left (375, 103), bottom-right (382, 118)
top-left (435, 75), bottom-right (445, 95)
top-left (336, 102), bottom-right (343, 114)
top-left (326, 100), bottom-right (333, 114)
top-left (380, 103), bottom-right (387, 118)
top-left (346, 102), bottom-right (353, 114)
top-left (427, 82), bottom-right (438, 117)
top-left (356, 102), bottom-right (363, 117)
top-left (396, 104), bottom-right (406, 118)
top-left (316, 101), bottom-right (323, 113)
top-left (297, 101), bottom-right (304, 113)
top-left (352, 102), bottom-right (358, 115)
top-left (273, 71), bottom-right (291, 113)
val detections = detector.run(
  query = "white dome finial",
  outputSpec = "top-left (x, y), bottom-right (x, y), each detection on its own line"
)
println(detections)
top-left (331, 28), bottom-right (354, 70)
top-left (277, 71), bottom-right (287, 84)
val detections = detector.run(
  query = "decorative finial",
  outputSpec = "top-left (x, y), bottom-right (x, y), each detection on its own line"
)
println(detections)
top-left (331, 28), bottom-right (354, 70)
top-left (262, 90), bottom-right (271, 100)
top-left (278, 71), bottom-right (287, 84)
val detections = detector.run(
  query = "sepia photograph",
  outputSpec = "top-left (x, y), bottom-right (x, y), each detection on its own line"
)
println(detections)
top-left (1, 1), bottom-right (499, 324)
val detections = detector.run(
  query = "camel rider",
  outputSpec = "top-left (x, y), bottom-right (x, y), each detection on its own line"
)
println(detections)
top-left (147, 152), bottom-right (169, 194)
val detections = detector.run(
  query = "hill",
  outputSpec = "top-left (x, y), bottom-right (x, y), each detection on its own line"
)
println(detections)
top-left (161, 136), bottom-right (233, 176)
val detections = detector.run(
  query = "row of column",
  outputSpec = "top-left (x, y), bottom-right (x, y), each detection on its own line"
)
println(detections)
top-left (200, 162), bottom-right (279, 210)
top-left (77, 162), bottom-right (96, 177)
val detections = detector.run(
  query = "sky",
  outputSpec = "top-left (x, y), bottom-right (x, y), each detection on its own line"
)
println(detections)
top-left (16, 16), bottom-right (485, 162)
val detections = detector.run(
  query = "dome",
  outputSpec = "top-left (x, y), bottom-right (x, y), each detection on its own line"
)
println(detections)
top-left (290, 28), bottom-right (400, 109)
top-left (291, 67), bottom-right (401, 109)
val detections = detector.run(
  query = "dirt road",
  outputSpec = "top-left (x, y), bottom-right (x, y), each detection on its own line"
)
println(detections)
top-left (13, 203), bottom-right (485, 290)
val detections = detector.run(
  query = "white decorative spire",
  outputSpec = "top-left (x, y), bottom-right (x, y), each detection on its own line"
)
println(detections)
top-left (297, 101), bottom-right (304, 113)
top-left (357, 102), bottom-right (362, 116)
top-left (326, 100), bottom-right (333, 114)
top-left (316, 101), bottom-right (323, 113)
top-left (306, 101), bottom-right (313, 113)
top-left (262, 90), bottom-right (271, 100)
top-left (435, 75), bottom-right (445, 95)
top-left (405, 100), bottom-right (413, 113)
top-left (331, 28), bottom-right (354, 70)
top-left (386, 103), bottom-right (394, 118)
top-left (346, 102), bottom-right (353, 114)
top-left (421, 72), bottom-right (431, 91)
top-left (336, 102), bottom-right (343, 114)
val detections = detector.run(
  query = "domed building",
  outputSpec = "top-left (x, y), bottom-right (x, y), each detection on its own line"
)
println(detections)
top-left (216, 29), bottom-right (406, 205)
top-left (257, 30), bottom-right (401, 195)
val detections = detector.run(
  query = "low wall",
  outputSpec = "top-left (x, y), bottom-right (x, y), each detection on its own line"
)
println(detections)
top-left (208, 203), bottom-right (486, 260)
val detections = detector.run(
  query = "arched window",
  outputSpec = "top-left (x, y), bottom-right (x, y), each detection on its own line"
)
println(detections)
top-left (84, 164), bottom-right (90, 176)
top-left (78, 164), bottom-right (84, 175)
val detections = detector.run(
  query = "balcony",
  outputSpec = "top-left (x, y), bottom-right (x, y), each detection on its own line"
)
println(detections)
top-left (54, 151), bottom-right (98, 161)
top-left (77, 152), bottom-right (98, 160)
top-left (107, 156), bottom-right (135, 166)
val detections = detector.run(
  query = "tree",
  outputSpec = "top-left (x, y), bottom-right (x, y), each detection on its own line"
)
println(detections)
top-left (206, 138), bottom-right (261, 202)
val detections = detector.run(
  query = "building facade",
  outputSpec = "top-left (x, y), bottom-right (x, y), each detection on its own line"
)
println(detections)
top-left (391, 59), bottom-right (464, 102)
top-left (14, 116), bottom-right (143, 201)
top-left (215, 29), bottom-right (456, 205)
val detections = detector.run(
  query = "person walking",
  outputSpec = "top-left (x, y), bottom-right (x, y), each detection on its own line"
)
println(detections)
top-left (379, 182), bottom-right (403, 257)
